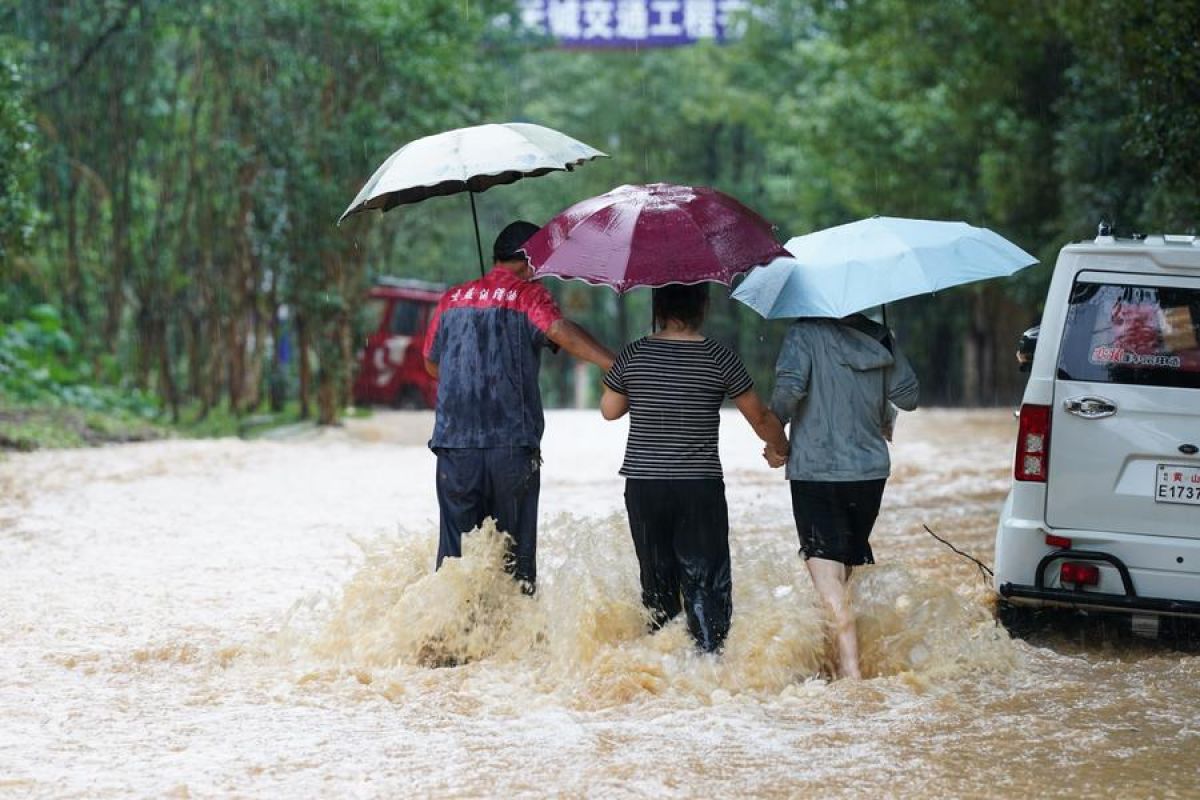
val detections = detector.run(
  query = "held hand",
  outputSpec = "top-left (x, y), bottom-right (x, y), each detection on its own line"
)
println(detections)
top-left (762, 444), bottom-right (788, 469)
top-left (882, 403), bottom-right (896, 443)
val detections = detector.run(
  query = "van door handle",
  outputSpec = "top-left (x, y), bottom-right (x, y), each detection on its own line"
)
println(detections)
top-left (1063, 396), bottom-right (1117, 418)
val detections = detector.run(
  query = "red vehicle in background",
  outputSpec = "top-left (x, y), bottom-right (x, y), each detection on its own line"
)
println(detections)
top-left (352, 278), bottom-right (444, 409)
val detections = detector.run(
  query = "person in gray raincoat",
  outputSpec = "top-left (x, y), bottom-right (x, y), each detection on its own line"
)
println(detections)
top-left (768, 312), bottom-right (919, 679)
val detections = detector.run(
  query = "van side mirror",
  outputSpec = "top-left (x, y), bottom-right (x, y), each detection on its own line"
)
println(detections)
top-left (1016, 325), bottom-right (1040, 372)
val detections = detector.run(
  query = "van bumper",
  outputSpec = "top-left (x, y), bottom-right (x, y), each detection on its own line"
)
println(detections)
top-left (1000, 584), bottom-right (1200, 618)
top-left (999, 547), bottom-right (1200, 619)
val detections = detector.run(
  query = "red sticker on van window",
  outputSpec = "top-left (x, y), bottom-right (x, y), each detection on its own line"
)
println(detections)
top-left (1089, 346), bottom-right (1183, 369)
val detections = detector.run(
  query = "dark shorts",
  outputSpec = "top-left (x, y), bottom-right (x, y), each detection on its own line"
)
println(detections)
top-left (789, 479), bottom-right (887, 566)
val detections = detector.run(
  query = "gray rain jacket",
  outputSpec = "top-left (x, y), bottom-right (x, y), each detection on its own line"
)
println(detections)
top-left (770, 317), bottom-right (919, 482)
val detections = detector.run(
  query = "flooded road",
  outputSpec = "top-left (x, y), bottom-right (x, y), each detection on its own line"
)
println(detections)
top-left (1, 409), bottom-right (1197, 798)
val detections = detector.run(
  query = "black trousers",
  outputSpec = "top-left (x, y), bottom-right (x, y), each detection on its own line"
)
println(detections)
top-left (624, 478), bottom-right (731, 653)
top-left (434, 447), bottom-right (541, 589)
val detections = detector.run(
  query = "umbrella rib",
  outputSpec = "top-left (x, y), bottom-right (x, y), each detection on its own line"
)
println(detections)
top-left (570, 202), bottom-right (638, 291)
top-left (764, 266), bottom-right (791, 319)
top-left (668, 200), bottom-right (756, 285)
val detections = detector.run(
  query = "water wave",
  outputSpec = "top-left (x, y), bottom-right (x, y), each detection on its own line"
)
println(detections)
top-left (271, 514), bottom-right (1019, 706)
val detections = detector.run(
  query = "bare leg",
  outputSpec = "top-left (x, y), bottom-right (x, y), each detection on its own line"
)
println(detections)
top-left (805, 556), bottom-right (861, 679)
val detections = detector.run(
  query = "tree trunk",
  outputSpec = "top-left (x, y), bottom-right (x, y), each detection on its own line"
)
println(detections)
top-left (185, 310), bottom-right (202, 399)
top-left (987, 288), bottom-right (1028, 406)
top-left (229, 118), bottom-right (260, 414)
top-left (339, 310), bottom-right (353, 411)
top-left (927, 316), bottom-right (955, 405)
top-left (267, 273), bottom-right (285, 413)
top-left (156, 316), bottom-right (179, 422)
top-left (961, 290), bottom-right (988, 407)
top-left (227, 310), bottom-right (244, 416)
top-left (243, 302), bottom-right (265, 413)
top-left (297, 313), bottom-right (311, 420)
top-left (64, 182), bottom-right (87, 327)
top-left (200, 311), bottom-right (222, 421)
top-left (316, 363), bottom-right (337, 425)
top-left (105, 118), bottom-right (131, 356)
top-left (134, 307), bottom-right (153, 390)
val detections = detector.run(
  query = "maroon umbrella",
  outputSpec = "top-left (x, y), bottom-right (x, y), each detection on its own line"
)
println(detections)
top-left (523, 183), bottom-right (789, 293)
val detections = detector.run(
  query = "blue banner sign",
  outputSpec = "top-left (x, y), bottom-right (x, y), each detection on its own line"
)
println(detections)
top-left (518, 0), bottom-right (748, 48)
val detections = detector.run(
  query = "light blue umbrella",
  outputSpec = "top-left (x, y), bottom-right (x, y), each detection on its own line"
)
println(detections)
top-left (731, 216), bottom-right (1038, 319)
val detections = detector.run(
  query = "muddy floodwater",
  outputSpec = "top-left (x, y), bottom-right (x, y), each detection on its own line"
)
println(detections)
top-left (1, 409), bottom-right (1197, 798)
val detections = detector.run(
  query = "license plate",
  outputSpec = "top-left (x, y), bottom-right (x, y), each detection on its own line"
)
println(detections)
top-left (1155, 464), bottom-right (1200, 505)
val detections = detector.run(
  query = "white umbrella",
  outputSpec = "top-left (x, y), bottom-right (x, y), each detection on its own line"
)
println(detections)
top-left (732, 216), bottom-right (1038, 319)
top-left (339, 122), bottom-right (607, 273)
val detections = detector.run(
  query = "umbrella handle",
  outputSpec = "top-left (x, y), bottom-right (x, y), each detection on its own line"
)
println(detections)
top-left (881, 303), bottom-right (891, 441)
top-left (470, 191), bottom-right (485, 277)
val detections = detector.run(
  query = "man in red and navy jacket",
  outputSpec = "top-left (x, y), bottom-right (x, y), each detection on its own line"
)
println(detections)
top-left (423, 221), bottom-right (614, 593)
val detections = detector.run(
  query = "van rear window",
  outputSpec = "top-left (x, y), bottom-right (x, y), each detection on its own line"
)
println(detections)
top-left (1057, 280), bottom-right (1200, 389)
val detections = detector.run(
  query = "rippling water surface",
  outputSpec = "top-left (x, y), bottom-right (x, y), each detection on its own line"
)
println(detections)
top-left (1, 410), bottom-right (1197, 798)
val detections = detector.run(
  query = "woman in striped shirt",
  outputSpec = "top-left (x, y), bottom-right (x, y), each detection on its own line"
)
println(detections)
top-left (600, 283), bottom-right (789, 652)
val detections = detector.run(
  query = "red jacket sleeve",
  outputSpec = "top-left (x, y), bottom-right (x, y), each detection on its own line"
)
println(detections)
top-left (522, 283), bottom-right (563, 333)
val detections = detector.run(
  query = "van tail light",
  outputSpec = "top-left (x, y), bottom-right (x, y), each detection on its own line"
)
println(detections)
top-left (1014, 403), bottom-right (1051, 482)
top-left (1045, 534), bottom-right (1072, 549)
top-left (1060, 562), bottom-right (1100, 586)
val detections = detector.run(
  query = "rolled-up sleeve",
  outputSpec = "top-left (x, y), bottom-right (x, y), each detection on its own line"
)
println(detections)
top-left (770, 325), bottom-right (812, 422)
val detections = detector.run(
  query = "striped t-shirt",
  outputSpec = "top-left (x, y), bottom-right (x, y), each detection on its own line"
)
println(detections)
top-left (603, 337), bottom-right (754, 479)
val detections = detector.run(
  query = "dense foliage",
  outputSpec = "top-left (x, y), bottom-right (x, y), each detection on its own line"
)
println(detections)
top-left (3, 0), bottom-right (1197, 427)
top-left (0, 44), bottom-right (39, 265)
top-left (0, 303), bottom-right (157, 415)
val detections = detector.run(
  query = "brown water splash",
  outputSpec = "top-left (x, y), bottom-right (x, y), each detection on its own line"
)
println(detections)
top-left (281, 514), bottom-right (1019, 708)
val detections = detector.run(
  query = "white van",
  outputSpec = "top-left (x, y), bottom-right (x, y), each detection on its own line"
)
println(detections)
top-left (993, 229), bottom-right (1200, 635)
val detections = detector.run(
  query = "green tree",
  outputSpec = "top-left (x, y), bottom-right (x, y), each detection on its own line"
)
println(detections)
top-left (14, 0), bottom-right (522, 424)
top-left (0, 44), bottom-right (40, 273)
top-left (8, 0), bottom-right (1200, 426)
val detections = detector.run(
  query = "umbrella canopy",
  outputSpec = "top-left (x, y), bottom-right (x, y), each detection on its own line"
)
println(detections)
top-left (731, 216), bottom-right (1038, 319)
top-left (524, 183), bottom-right (790, 293)
top-left (338, 122), bottom-right (607, 272)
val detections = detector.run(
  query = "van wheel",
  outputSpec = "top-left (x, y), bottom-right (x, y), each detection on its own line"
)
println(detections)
top-left (996, 601), bottom-right (1041, 638)
top-left (393, 387), bottom-right (424, 410)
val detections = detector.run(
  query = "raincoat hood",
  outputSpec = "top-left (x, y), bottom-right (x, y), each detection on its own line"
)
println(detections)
top-left (834, 320), bottom-right (896, 373)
